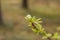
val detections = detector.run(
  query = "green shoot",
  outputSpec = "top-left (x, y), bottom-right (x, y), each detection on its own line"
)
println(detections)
top-left (25, 15), bottom-right (60, 40)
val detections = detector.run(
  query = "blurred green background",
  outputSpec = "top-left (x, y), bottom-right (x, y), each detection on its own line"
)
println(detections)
top-left (0, 0), bottom-right (60, 40)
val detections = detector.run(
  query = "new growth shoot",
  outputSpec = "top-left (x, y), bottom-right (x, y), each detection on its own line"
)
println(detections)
top-left (25, 15), bottom-right (60, 40)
